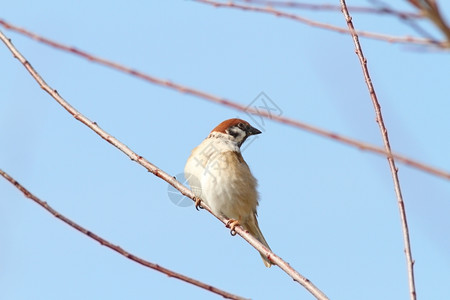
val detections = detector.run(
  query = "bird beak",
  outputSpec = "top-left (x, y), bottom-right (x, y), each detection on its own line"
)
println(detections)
top-left (248, 125), bottom-right (262, 136)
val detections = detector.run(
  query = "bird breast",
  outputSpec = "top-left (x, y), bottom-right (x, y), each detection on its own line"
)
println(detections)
top-left (185, 137), bottom-right (259, 220)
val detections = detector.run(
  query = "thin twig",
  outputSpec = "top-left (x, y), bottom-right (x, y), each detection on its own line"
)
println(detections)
top-left (0, 169), bottom-right (248, 300)
top-left (238, 0), bottom-right (437, 41)
top-left (0, 20), bottom-right (448, 181)
top-left (0, 30), bottom-right (329, 300)
top-left (238, 0), bottom-right (423, 19)
top-left (407, 0), bottom-right (450, 47)
top-left (339, 2), bottom-right (417, 300)
top-left (192, 0), bottom-right (443, 47)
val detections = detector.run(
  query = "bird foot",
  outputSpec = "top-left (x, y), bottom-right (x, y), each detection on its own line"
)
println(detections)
top-left (226, 219), bottom-right (240, 236)
top-left (193, 196), bottom-right (203, 211)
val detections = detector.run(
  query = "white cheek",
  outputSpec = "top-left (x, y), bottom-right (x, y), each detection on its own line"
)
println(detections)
top-left (227, 128), bottom-right (246, 144)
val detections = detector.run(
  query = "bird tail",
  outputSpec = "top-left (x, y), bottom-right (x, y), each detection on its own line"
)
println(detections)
top-left (244, 215), bottom-right (273, 268)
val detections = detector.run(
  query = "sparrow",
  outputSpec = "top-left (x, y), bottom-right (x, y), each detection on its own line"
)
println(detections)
top-left (184, 118), bottom-right (272, 267)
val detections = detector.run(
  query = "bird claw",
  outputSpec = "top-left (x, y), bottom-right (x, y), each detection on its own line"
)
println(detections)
top-left (226, 219), bottom-right (240, 236)
top-left (194, 197), bottom-right (203, 211)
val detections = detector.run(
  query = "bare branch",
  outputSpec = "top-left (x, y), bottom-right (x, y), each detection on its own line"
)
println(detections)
top-left (191, 0), bottom-right (444, 47)
top-left (238, 0), bottom-right (423, 19)
top-left (0, 169), bottom-right (248, 300)
top-left (339, 1), bottom-right (417, 299)
top-left (1, 19), bottom-right (448, 181)
top-left (237, 0), bottom-right (438, 41)
top-left (407, 0), bottom-right (450, 47)
top-left (0, 30), bottom-right (329, 300)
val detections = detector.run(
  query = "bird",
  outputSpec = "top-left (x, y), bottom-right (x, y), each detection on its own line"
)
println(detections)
top-left (184, 118), bottom-right (272, 267)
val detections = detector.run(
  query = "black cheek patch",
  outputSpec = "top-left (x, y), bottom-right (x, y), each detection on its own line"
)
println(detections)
top-left (227, 128), bottom-right (240, 138)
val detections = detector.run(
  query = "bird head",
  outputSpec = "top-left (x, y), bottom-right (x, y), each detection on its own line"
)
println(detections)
top-left (210, 118), bottom-right (261, 147)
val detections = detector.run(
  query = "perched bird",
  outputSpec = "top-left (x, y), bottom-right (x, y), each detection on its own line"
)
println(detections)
top-left (184, 118), bottom-right (272, 267)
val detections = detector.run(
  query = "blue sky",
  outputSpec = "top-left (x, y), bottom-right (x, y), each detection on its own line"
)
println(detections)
top-left (1, 1), bottom-right (450, 299)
